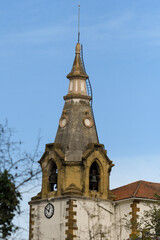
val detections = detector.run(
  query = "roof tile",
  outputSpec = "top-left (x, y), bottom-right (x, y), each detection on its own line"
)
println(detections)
top-left (111, 180), bottom-right (160, 201)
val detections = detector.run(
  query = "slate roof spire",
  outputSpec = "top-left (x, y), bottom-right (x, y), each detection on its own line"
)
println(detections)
top-left (66, 43), bottom-right (88, 79)
top-left (64, 42), bottom-right (91, 101)
top-left (54, 42), bottom-right (99, 161)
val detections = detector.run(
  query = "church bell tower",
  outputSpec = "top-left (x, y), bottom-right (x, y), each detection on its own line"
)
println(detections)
top-left (29, 42), bottom-right (114, 240)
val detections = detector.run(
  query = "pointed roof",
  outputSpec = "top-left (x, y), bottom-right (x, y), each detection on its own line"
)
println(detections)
top-left (66, 43), bottom-right (88, 79)
top-left (54, 100), bottom-right (99, 161)
top-left (54, 42), bottom-right (98, 161)
top-left (111, 180), bottom-right (160, 201)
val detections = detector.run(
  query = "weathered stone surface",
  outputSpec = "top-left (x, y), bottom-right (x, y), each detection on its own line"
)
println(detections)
top-left (66, 43), bottom-right (88, 79)
top-left (55, 99), bottom-right (98, 161)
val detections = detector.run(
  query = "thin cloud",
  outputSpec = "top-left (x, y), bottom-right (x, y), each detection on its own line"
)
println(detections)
top-left (83, 12), bottom-right (160, 45)
top-left (1, 12), bottom-right (160, 47)
top-left (0, 25), bottom-right (72, 45)
top-left (0, 14), bottom-right (76, 46)
top-left (83, 12), bottom-right (134, 39)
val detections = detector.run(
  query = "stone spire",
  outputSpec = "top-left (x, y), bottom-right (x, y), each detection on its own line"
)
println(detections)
top-left (54, 42), bottom-right (99, 162)
top-left (64, 43), bottom-right (90, 101)
top-left (66, 43), bottom-right (88, 79)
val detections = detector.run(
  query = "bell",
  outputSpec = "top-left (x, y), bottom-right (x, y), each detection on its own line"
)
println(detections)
top-left (49, 174), bottom-right (57, 184)
top-left (90, 175), bottom-right (97, 183)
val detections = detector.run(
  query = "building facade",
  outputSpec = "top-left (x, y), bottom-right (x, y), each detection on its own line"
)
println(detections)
top-left (29, 42), bottom-right (160, 240)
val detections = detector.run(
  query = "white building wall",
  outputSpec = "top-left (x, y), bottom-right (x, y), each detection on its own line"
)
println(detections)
top-left (114, 198), bottom-right (158, 240)
top-left (138, 199), bottom-right (154, 215)
top-left (30, 198), bottom-right (67, 240)
top-left (30, 197), bottom-right (157, 240)
top-left (75, 198), bottom-right (114, 240)
top-left (137, 199), bottom-right (158, 236)
top-left (114, 199), bottom-right (133, 240)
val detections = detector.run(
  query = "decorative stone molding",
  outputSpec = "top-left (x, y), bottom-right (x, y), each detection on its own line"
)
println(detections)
top-left (129, 200), bottom-right (140, 238)
top-left (29, 205), bottom-right (35, 240)
top-left (82, 143), bottom-right (114, 200)
top-left (59, 110), bottom-right (69, 128)
top-left (64, 93), bottom-right (91, 101)
top-left (83, 116), bottom-right (93, 128)
top-left (62, 184), bottom-right (82, 196)
top-left (65, 199), bottom-right (78, 240)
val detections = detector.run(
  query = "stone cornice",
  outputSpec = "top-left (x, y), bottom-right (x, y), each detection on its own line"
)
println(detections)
top-left (64, 93), bottom-right (91, 101)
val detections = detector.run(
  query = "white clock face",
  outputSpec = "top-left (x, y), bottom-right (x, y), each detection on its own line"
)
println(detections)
top-left (61, 118), bottom-right (67, 127)
top-left (59, 117), bottom-right (68, 128)
top-left (44, 203), bottom-right (54, 219)
top-left (83, 117), bottom-right (93, 128)
top-left (84, 118), bottom-right (91, 127)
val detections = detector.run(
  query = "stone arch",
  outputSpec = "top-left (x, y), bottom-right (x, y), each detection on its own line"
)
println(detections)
top-left (89, 157), bottom-right (104, 174)
top-left (83, 150), bottom-right (109, 199)
top-left (89, 161), bottom-right (100, 191)
top-left (48, 160), bottom-right (58, 191)
top-left (89, 158), bottom-right (104, 193)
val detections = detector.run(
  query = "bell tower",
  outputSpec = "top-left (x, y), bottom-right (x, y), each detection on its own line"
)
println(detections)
top-left (29, 42), bottom-right (114, 240)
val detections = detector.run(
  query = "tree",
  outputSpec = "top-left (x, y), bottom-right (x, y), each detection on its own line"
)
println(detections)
top-left (77, 200), bottom-right (114, 240)
top-left (0, 170), bottom-right (21, 239)
top-left (140, 197), bottom-right (160, 239)
top-left (123, 196), bottom-right (160, 240)
top-left (0, 121), bottom-right (41, 239)
top-left (0, 121), bottom-right (41, 189)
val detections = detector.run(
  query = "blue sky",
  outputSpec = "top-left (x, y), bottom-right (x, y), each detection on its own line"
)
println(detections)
top-left (1, 0), bottom-right (160, 183)
top-left (1, 1), bottom-right (160, 237)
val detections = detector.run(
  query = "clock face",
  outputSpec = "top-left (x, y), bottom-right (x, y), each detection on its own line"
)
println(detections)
top-left (59, 117), bottom-right (68, 128)
top-left (44, 203), bottom-right (54, 219)
top-left (84, 118), bottom-right (91, 127)
top-left (83, 117), bottom-right (93, 128)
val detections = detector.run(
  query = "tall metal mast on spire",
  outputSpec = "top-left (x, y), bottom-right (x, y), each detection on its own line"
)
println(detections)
top-left (78, 3), bottom-right (80, 43)
top-left (77, 3), bottom-right (99, 142)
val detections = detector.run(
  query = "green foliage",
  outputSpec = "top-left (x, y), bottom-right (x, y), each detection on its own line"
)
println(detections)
top-left (0, 169), bottom-right (21, 239)
top-left (130, 233), bottom-right (140, 239)
top-left (123, 196), bottom-right (160, 239)
top-left (0, 122), bottom-right (40, 238)
top-left (141, 200), bottom-right (160, 237)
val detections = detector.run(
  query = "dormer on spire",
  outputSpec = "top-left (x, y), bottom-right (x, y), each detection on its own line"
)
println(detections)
top-left (67, 43), bottom-right (88, 79)
top-left (65, 43), bottom-right (90, 100)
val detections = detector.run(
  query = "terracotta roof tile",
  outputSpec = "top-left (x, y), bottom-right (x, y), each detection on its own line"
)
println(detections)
top-left (111, 180), bottom-right (160, 201)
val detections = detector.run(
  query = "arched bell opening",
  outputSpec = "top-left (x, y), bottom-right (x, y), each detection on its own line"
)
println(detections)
top-left (49, 162), bottom-right (58, 191)
top-left (89, 161), bottom-right (100, 191)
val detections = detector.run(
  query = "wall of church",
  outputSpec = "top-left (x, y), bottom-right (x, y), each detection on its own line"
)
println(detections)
top-left (114, 199), bottom-right (133, 240)
top-left (29, 198), bottom-right (67, 240)
top-left (74, 198), bottom-right (114, 240)
top-left (113, 199), bottom-right (158, 239)
top-left (30, 197), bottom-right (156, 240)
top-left (138, 199), bottom-right (155, 214)
top-left (138, 199), bottom-right (158, 235)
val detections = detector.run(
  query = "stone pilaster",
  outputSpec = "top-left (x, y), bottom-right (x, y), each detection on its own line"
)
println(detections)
top-left (65, 199), bottom-right (78, 240)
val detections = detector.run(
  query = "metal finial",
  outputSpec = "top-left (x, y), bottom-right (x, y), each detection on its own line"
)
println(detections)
top-left (78, 4), bottom-right (80, 43)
